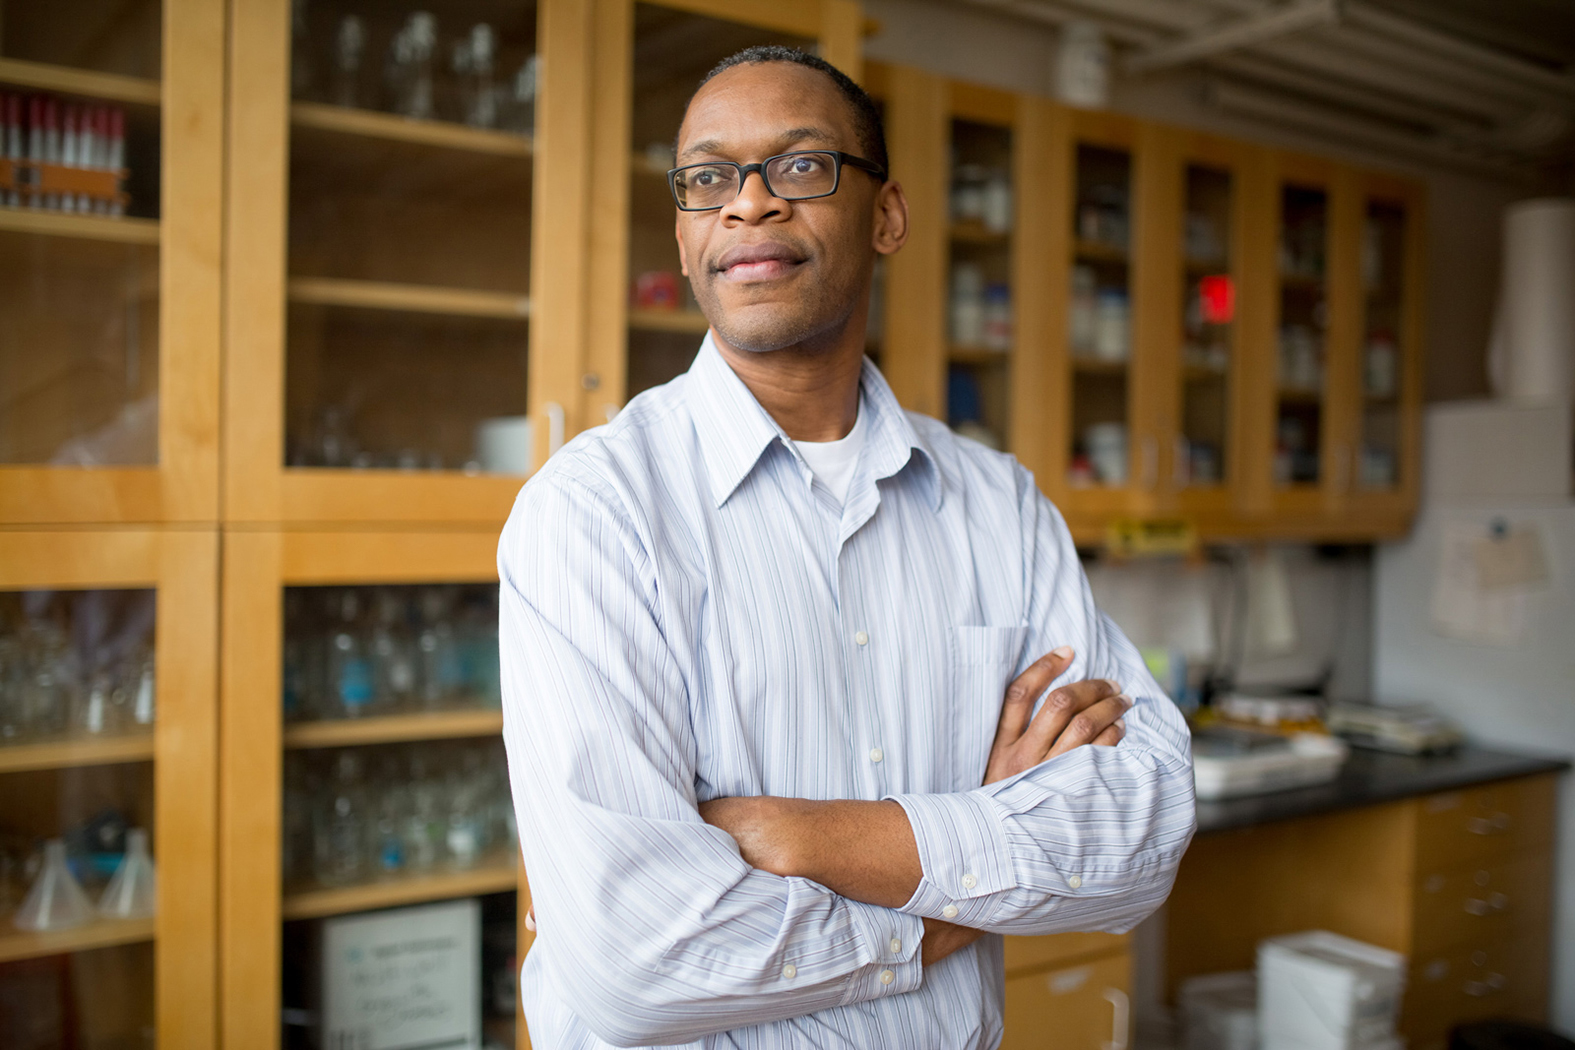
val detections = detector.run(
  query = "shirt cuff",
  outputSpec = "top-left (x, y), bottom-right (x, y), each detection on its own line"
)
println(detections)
top-left (838, 902), bottom-right (923, 1006)
top-left (886, 790), bottom-right (1018, 925)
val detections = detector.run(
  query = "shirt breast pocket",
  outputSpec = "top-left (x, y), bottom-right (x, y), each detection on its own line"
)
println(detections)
top-left (948, 625), bottom-right (1028, 791)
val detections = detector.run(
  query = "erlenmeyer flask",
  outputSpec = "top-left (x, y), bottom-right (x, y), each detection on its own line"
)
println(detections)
top-left (14, 839), bottom-right (94, 931)
top-left (99, 828), bottom-right (157, 919)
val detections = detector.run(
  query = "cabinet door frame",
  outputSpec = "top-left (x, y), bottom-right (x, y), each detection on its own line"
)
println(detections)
top-left (222, 0), bottom-right (571, 527)
top-left (0, 528), bottom-right (220, 1050)
top-left (0, 0), bottom-right (224, 526)
top-left (218, 527), bottom-right (506, 1050)
top-left (581, 0), bottom-right (864, 427)
top-left (1341, 170), bottom-right (1426, 536)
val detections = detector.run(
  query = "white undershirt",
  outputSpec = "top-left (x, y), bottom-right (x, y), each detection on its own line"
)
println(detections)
top-left (793, 402), bottom-right (868, 507)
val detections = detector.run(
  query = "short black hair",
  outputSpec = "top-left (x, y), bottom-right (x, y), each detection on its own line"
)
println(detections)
top-left (691, 46), bottom-right (888, 176)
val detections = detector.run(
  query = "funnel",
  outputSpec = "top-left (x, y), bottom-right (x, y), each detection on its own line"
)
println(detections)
top-left (13, 839), bottom-right (94, 931)
top-left (99, 828), bottom-right (157, 919)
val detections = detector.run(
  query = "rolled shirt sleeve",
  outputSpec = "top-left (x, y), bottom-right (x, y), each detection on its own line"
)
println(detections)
top-left (888, 468), bottom-right (1197, 936)
top-left (500, 470), bottom-right (922, 1048)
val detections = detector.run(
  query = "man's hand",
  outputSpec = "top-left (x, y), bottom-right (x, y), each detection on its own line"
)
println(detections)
top-left (984, 646), bottom-right (1130, 785)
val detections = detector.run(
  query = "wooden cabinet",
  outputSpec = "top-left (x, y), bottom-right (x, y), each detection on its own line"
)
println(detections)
top-left (872, 64), bottom-right (1424, 544)
top-left (225, 0), bottom-right (562, 526)
top-left (0, 0), bottom-right (223, 525)
top-left (218, 528), bottom-right (525, 1050)
top-left (0, 529), bottom-right (219, 1049)
top-left (1002, 935), bottom-right (1132, 1050)
top-left (1165, 774), bottom-right (1558, 1050)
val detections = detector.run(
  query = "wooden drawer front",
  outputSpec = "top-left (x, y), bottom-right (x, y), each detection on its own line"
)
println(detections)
top-left (1004, 932), bottom-right (1129, 977)
top-left (1411, 851), bottom-right (1554, 957)
top-left (1413, 776), bottom-right (1555, 872)
top-left (1002, 951), bottom-right (1131, 1050)
top-left (1403, 938), bottom-right (1548, 1043)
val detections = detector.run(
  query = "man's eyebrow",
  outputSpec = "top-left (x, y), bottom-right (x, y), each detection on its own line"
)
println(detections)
top-left (677, 126), bottom-right (840, 162)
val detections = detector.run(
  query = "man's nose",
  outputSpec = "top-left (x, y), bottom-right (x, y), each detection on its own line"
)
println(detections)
top-left (721, 169), bottom-right (789, 223)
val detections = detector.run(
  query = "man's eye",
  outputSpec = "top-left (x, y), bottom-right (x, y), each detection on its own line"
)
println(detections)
top-left (791, 157), bottom-right (820, 173)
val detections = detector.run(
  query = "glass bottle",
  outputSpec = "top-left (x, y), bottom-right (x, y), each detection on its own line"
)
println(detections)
top-left (14, 839), bottom-right (95, 931)
top-left (403, 752), bottom-right (444, 872)
top-left (457, 24), bottom-right (497, 128)
top-left (372, 753), bottom-right (406, 878)
top-left (327, 590), bottom-right (374, 719)
top-left (98, 828), bottom-right (157, 919)
top-left (313, 750), bottom-right (367, 887)
top-left (331, 15), bottom-right (365, 109)
top-left (371, 591), bottom-right (418, 713)
top-left (417, 589), bottom-right (461, 710)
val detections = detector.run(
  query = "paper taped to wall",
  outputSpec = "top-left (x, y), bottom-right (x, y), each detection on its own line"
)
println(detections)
top-left (1430, 522), bottom-right (1530, 646)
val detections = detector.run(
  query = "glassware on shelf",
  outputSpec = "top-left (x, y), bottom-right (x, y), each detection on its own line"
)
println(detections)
top-left (982, 283), bottom-right (1012, 352)
top-left (1070, 264), bottom-right (1097, 356)
top-left (98, 828), bottom-right (157, 919)
top-left (453, 24), bottom-right (498, 129)
top-left (326, 591), bottom-right (375, 719)
top-left (387, 12), bottom-right (439, 120)
top-left (330, 16), bottom-right (367, 109)
top-left (291, 0), bottom-right (314, 101)
top-left (950, 263), bottom-right (985, 346)
top-left (14, 839), bottom-right (95, 931)
top-left (285, 739), bottom-right (514, 890)
top-left (0, 91), bottom-right (131, 215)
top-left (499, 54), bottom-right (539, 136)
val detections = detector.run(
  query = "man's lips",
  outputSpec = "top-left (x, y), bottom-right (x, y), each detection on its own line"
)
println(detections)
top-left (713, 242), bottom-right (806, 282)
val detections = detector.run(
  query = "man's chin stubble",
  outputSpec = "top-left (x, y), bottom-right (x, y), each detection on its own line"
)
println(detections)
top-left (698, 286), bottom-right (850, 356)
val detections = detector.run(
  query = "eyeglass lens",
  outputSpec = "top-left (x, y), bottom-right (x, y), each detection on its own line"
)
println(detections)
top-left (674, 152), bottom-right (839, 209)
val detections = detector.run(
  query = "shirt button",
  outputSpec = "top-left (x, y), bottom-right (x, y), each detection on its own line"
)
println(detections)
top-left (889, 937), bottom-right (902, 954)
top-left (782, 963), bottom-right (797, 979)
top-left (879, 969), bottom-right (896, 985)
top-left (961, 873), bottom-right (978, 890)
top-left (855, 630), bottom-right (869, 646)
top-left (942, 905), bottom-right (959, 919)
top-left (1068, 875), bottom-right (1083, 889)
top-left (869, 747), bottom-right (884, 764)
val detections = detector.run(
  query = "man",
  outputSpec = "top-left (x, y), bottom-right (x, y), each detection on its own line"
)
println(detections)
top-left (499, 46), bottom-right (1195, 1049)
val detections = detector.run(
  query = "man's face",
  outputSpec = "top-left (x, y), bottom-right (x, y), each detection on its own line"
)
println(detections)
top-left (674, 62), bottom-right (886, 354)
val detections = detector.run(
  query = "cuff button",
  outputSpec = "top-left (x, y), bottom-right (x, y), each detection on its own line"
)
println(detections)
top-left (879, 969), bottom-right (896, 985)
top-left (960, 873), bottom-right (978, 889)
top-left (942, 904), bottom-right (959, 919)
top-left (782, 963), bottom-right (797, 979)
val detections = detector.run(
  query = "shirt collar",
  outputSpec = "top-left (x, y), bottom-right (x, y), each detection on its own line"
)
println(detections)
top-left (685, 332), bottom-right (943, 511)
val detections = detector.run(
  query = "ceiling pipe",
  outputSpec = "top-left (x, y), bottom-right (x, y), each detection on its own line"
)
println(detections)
top-left (1205, 77), bottom-right (1534, 180)
top-left (1124, 0), bottom-right (1338, 74)
top-left (1342, 2), bottom-right (1575, 100)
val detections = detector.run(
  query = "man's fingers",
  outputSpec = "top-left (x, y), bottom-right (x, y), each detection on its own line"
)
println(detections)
top-left (1092, 718), bottom-right (1125, 747)
top-left (1046, 694), bottom-right (1132, 760)
top-left (992, 646), bottom-right (1074, 747)
top-left (1020, 677), bottom-right (1123, 756)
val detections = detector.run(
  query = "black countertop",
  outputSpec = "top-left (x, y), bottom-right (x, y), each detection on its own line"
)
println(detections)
top-left (1195, 744), bottom-right (1570, 835)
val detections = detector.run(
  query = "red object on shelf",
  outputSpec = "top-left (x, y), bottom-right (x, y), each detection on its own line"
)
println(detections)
top-left (633, 270), bottom-right (681, 311)
top-left (1199, 274), bottom-right (1234, 325)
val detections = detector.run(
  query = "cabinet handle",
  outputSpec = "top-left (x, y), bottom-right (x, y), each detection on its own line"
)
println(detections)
top-left (1464, 974), bottom-right (1506, 997)
top-left (545, 401), bottom-right (565, 456)
top-left (1464, 897), bottom-right (1491, 916)
top-left (1173, 435), bottom-right (1189, 489)
top-left (1467, 813), bottom-right (1511, 835)
top-left (1141, 437), bottom-right (1158, 491)
top-left (1102, 987), bottom-right (1130, 1050)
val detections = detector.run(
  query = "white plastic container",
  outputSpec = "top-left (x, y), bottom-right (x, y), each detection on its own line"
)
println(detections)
top-left (1180, 970), bottom-right (1258, 1050)
top-left (1258, 931), bottom-right (1405, 1050)
top-left (1193, 732), bottom-right (1347, 800)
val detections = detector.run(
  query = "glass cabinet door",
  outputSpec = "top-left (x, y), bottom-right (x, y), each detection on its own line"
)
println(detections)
top-left (1356, 199), bottom-right (1407, 494)
top-left (946, 115), bottom-right (1013, 452)
top-left (1, 586), bottom-right (158, 1047)
top-left (284, 0), bottom-right (536, 476)
top-left (1177, 163), bottom-right (1233, 493)
top-left (1068, 141), bottom-right (1133, 490)
top-left (1274, 181), bottom-right (1330, 491)
top-left (622, 4), bottom-right (814, 399)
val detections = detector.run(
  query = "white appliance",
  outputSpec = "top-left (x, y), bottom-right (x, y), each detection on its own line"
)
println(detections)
top-left (1374, 401), bottom-right (1575, 1032)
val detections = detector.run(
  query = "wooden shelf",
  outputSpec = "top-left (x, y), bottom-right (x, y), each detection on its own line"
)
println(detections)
top-left (281, 853), bottom-right (518, 921)
top-left (629, 308), bottom-right (709, 334)
top-left (1074, 239), bottom-right (1128, 263)
top-left (0, 208), bottom-right (159, 245)
top-left (283, 708), bottom-right (504, 749)
top-left (950, 221), bottom-right (1009, 245)
top-left (291, 101), bottom-right (533, 157)
top-left (0, 58), bottom-right (160, 107)
top-left (1072, 356), bottom-right (1129, 375)
top-left (288, 277), bottom-right (530, 320)
top-left (949, 345), bottom-right (1010, 364)
top-left (0, 916), bottom-right (155, 964)
top-left (0, 735), bottom-right (154, 774)
top-left (1277, 385), bottom-right (1324, 404)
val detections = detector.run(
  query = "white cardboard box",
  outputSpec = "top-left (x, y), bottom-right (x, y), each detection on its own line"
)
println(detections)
top-left (322, 898), bottom-right (481, 1050)
top-left (1259, 931), bottom-right (1405, 1050)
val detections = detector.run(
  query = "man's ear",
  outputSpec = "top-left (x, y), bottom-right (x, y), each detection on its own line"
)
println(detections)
top-left (676, 215), bottom-right (690, 277)
top-left (873, 180), bottom-right (909, 256)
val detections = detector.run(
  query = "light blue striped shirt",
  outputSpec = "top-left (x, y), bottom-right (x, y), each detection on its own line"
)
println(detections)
top-left (499, 335), bottom-right (1196, 1049)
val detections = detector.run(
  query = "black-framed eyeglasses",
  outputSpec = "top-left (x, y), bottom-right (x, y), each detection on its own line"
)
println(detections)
top-left (667, 150), bottom-right (887, 211)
